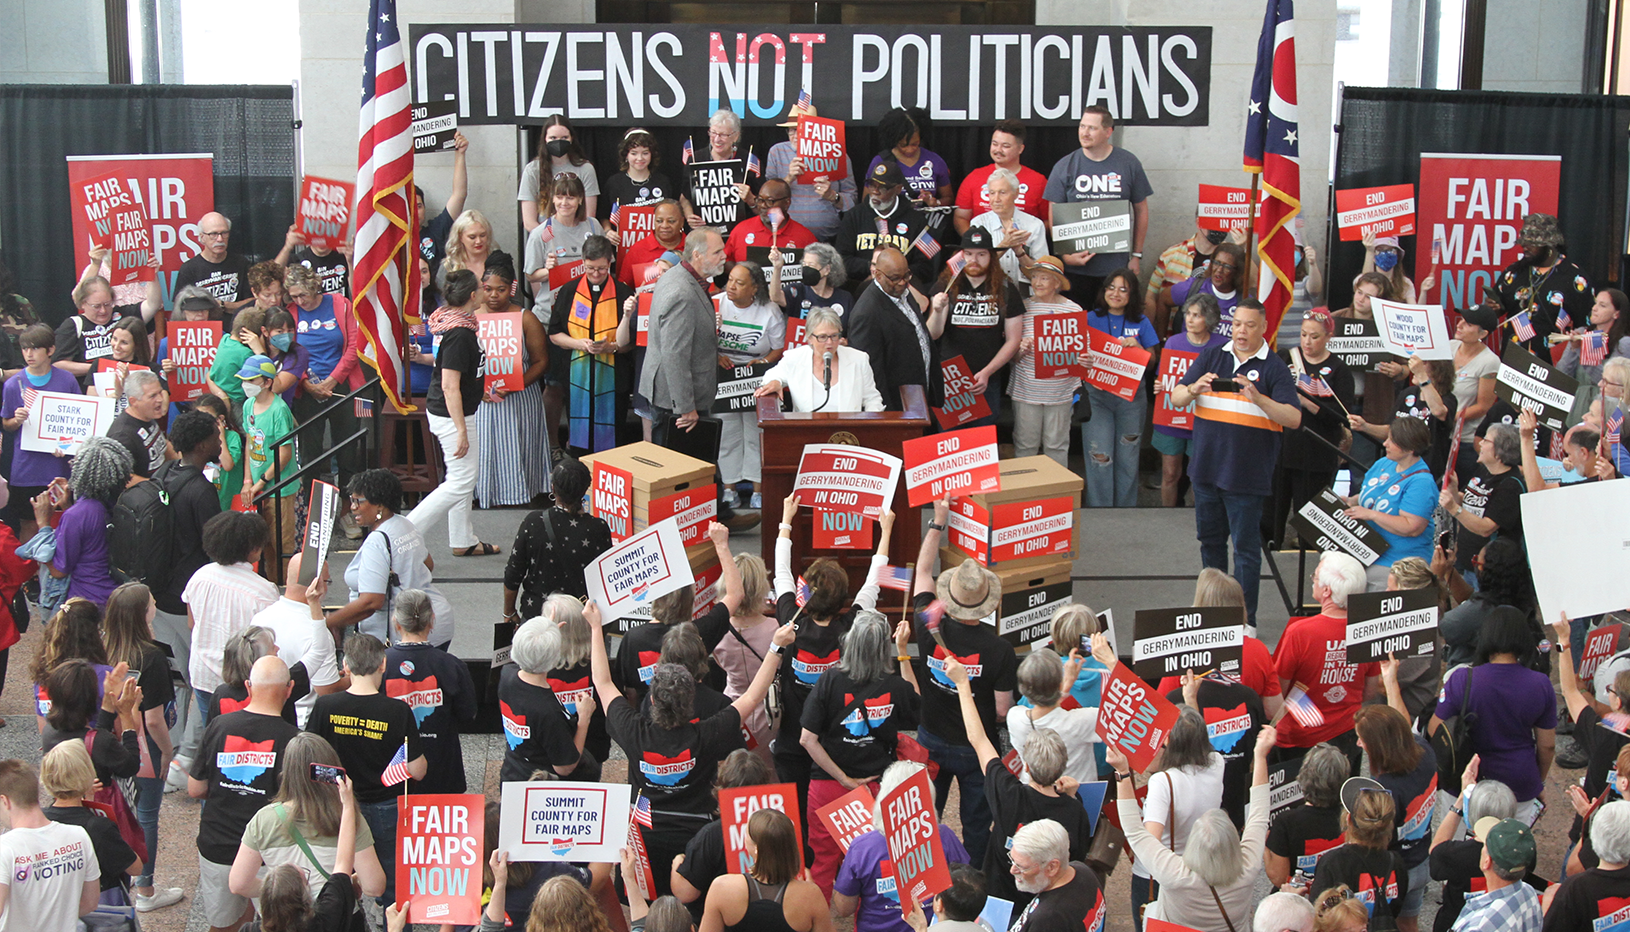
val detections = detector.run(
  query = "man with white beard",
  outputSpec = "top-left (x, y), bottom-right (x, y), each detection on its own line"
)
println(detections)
top-left (1007, 820), bottom-right (1108, 932)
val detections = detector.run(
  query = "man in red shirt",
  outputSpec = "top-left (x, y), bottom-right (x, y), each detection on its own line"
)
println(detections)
top-left (724, 179), bottom-right (816, 264)
top-left (952, 120), bottom-right (1050, 235)
top-left (1272, 551), bottom-right (1381, 774)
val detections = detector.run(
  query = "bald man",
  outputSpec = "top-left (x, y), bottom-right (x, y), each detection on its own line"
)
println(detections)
top-left (251, 551), bottom-right (346, 728)
top-left (847, 247), bottom-right (942, 409)
top-left (724, 178), bottom-right (817, 264)
top-left (188, 654), bottom-right (299, 932)
top-left (175, 211), bottom-right (253, 309)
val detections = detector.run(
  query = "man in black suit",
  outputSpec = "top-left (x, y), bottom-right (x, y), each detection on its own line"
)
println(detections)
top-left (847, 247), bottom-right (942, 410)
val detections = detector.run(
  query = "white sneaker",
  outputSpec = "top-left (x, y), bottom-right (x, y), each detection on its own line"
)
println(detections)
top-left (722, 488), bottom-right (740, 509)
top-left (164, 757), bottom-right (190, 794)
top-left (749, 492), bottom-right (762, 509)
top-left (135, 888), bottom-right (185, 911)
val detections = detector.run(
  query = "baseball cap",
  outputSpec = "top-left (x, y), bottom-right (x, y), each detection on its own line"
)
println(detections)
top-left (866, 161), bottom-right (906, 189)
top-left (1373, 236), bottom-right (1401, 250)
top-left (1339, 776), bottom-right (1386, 814)
top-left (1474, 817), bottom-right (1537, 872)
top-left (1458, 304), bottom-right (1500, 333)
top-left (236, 355), bottom-right (278, 381)
top-left (962, 226), bottom-right (1003, 252)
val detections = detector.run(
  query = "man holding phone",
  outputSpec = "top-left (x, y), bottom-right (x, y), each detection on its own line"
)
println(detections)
top-left (1169, 301), bottom-right (1302, 626)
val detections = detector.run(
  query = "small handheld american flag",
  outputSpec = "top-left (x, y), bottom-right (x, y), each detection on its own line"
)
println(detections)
top-left (947, 251), bottom-right (968, 278)
top-left (21, 387), bottom-right (38, 410)
top-left (608, 200), bottom-right (623, 227)
top-left (918, 599), bottom-right (948, 650)
top-left (1296, 373), bottom-right (1334, 397)
top-left (682, 137), bottom-right (695, 165)
top-left (538, 219), bottom-right (555, 244)
top-left (878, 565), bottom-right (913, 592)
top-left (1281, 685), bottom-right (1325, 729)
top-left (381, 739), bottom-right (412, 787)
top-left (910, 228), bottom-right (941, 258)
top-left (1510, 312), bottom-right (1536, 342)
top-left (746, 149), bottom-right (762, 178)
top-left (1556, 306), bottom-right (1573, 330)
top-left (633, 792), bottom-right (653, 828)
top-left (794, 576), bottom-right (812, 607)
top-left (1607, 406), bottom-right (1623, 448)
top-left (797, 88), bottom-right (812, 109)
top-left (1581, 330), bottom-right (1609, 367)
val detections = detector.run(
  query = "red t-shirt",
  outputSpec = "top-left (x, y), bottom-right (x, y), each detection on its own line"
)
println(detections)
top-left (954, 163), bottom-right (1051, 221)
top-left (617, 235), bottom-right (684, 286)
top-left (1272, 613), bottom-right (1380, 747)
top-left (723, 215), bottom-right (817, 263)
top-left (1157, 636), bottom-right (1282, 700)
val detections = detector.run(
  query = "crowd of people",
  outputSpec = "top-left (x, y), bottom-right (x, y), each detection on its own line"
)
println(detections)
top-left (0, 98), bottom-right (1621, 932)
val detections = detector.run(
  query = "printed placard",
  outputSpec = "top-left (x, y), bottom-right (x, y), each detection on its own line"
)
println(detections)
top-left (1344, 588), bottom-right (1440, 664)
top-left (614, 558), bottom-right (723, 632)
top-left (648, 484), bottom-right (718, 551)
top-left (167, 321), bottom-right (221, 402)
top-left (933, 355), bottom-right (992, 429)
top-left (1414, 154), bottom-right (1560, 308)
top-left (591, 461), bottom-right (634, 541)
top-left (1335, 184), bottom-right (1417, 240)
top-left (716, 360), bottom-right (772, 413)
top-left (812, 510), bottom-right (873, 550)
top-left (1495, 343), bottom-right (1578, 433)
top-left (410, 99), bottom-right (460, 153)
top-left (1132, 606), bottom-right (1246, 679)
top-left (20, 391), bottom-right (115, 455)
top-left (626, 820), bottom-right (657, 901)
top-left (1085, 327), bottom-right (1151, 402)
top-left (793, 443), bottom-right (903, 518)
top-left (1152, 344), bottom-right (1202, 431)
top-left (946, 498), bottom-right (991, 564)
top-left (296, 480), bottom-right (340, 587)
top-left (1268, 760), bottom-right (1305, 821)
top-left (687, 159), bottom-right (745, 227)
top-left (1095, 662), bottom-right (1181, 773)
top-left (814, 784), bottom-right (877, 855)
top-left (477, 311), bottom-right (525, 394)
top-left (397, 794), bottom-right (484, 925)
top-left (498, 781), bottom-right (629, 863)
top-left (989, 497), bottom-right (1074, 563)
top-left (1034, 312), bottom-right (1091, 379)
top-left (877, 769), bottom-right (952, 913)
top-left (584, 517), bottom-right (695, 622)
top-left (1289, 489), bottom-right (1391, 566)
top-left (1051, 200), bottom-right (1133, 255)
top-left (1196, 184), bottom-right (1254, 231)
top-left (900, 425), bottom-right (1000, 507)
top-left (795, 116), bottom-right (849, 180)
top-left (635, 292), bottom-right (652, 347)
top-left (1580, 624), bottom-right (1624, 680)
top-left (296, 176), bottom-right (355, 251)
top-left (66, 153), bottom-right (213, 305)
top-left (720, 783), bottom-right (803, 873)
top-left (616, 205), bottom-right (657, 258)
top-left (549, 258), bottom-right (587, 291)
top-left (744, 245), bottom-right (803, 285)
top-left (784, 315), bottom-right (807, 351)
top-left (1373, 299), bottom-right (1453, 360)
top-left (1326, 318), bottom-right (1391, 371)
top-left (69, 172), bottom-right (156, 286)
top-left (997, 578), bottom-right (1073, 648)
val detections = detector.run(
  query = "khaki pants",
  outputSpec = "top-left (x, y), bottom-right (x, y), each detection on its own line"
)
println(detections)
top-left (260, 495), bottom-right (301, 584)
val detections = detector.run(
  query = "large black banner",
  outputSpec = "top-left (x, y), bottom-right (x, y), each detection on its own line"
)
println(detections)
top-left (407, 24), bottom-right (1212, 127)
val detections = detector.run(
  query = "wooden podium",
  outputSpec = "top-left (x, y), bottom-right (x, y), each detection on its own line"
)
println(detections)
top-left (756, 385), bottom-right (932, 595)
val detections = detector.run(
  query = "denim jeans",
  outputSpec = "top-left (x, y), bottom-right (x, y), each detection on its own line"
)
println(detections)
top-left (1130, 873), bottom-right (1160, 932)
top-left (133, 773), bottom-right (163, 888)
top-left (916, 728), bottom-right (991, 867)
top-left (1193, 482), bottom-right (1266, 625)
top-left (1082, 388), bottom-right (1146, 507)
top-left (359, 797), bottom-right (399, 910)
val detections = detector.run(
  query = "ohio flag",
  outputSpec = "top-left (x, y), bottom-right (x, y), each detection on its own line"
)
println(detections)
top-left (1244, 0), bottom-right (1301, 338)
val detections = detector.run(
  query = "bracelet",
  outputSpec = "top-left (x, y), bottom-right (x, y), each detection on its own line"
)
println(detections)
top-left (897, 655), bottom-right (912, 662)
top-left (1113, 771), bottom-right (1133, 782)
top-left (1450, 807), bottom-right (1463, 818)
top-left (1131, 251), bottom-right (1144, 258)
top-left (779, 522), bottom-right (793, 531)
top-left (927, 521), bottom-right (946, 532)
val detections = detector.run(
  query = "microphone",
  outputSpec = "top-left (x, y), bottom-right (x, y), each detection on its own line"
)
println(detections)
top-left (822, 350), bottom-right (833, 390)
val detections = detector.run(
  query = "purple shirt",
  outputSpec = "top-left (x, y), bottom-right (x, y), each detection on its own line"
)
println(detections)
top-left (52, 498), bottom-right (115, 607)
top-left (834, 826), bottom-right (970, 932)
top-left (1435, 662), bottom-right (1557, 801)
top-left (867, 151), bottom-right (952, 200)
top-left (3, 368), bottom-right (83, 487)
top-left (274, 344), bottom-right (310, 404)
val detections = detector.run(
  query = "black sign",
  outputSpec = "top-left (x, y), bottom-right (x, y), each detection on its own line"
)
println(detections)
top-left (687, 159), bottom-right (744, 228)
top-left (998, 579), bottom-right (1073, 649)
top-left (1326, 318), bottom-right (1392, 371)
top-left (407, 24), bottom-right (1214, 127)
top-left (1131, 606), bottom-right (1246, 679)
top-left (296, 480), bottom-right (340, 587)
top-left (717, 360), bottom-right (774, 412)
top-left (1268, 760), bottom-right (1305, 821)
top-left (745, 244), bottom-right (802, 285)
top-left (1495, 343), bottom-right (1579, 433)
top-left (410, 99), bottom-right (459, 153)
top-left (1345, 588), bottom-right (1439, 664)
top-left (1051, 201), bottom-right (1133, 255)
top-left (1289, 489), bottom-right (1390, 566)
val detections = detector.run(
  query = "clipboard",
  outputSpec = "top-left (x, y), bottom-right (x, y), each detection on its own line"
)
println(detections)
top-left (661, 414), bottom-right (723, 464)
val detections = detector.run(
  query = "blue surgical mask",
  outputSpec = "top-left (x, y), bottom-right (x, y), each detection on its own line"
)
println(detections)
top-left (270, 333), bottom-right (294, 352)
top-left (1374, 250), bottom-right (1400, 272)
top-left (1294, 247), bottom-right (1304, 268)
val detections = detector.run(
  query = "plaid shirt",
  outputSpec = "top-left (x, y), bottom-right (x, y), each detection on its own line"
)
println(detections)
top-left (1450, 878), bottom-right (1542, 932)
top-left (1146, 236), bottom-right (1203, 314)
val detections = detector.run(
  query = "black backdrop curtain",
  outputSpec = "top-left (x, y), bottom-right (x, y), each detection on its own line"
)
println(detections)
top-left (0, 85), bottom-right (295, 325)
top-left (1329, 86), bottom-right (1630, 311)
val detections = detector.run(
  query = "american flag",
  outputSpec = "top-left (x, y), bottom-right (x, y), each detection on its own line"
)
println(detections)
top-left (538, 219), bottom-right (555, 243)
top-left (1243, 0), bottom-right (1301, 339)
top-left (632, 792), bottom-right (653, 828)
top-left (1296, 372), bottom-right (1334, 397)
top-left (1282, 685), bottom-right (1325, 729)
top-left (682, 137), bottom-right (695, 165)
top-left (608, 200), bottom-right (623, 227)
top-left (1582, 330), bottom-right (1609, 366)
top-left (1608, 405), bottom-right (1623, 447)
top-left (352, 0), bottom-right (419, 413)
top-left (21, 387), bottom-right (38, 410)
top-left (1557, 306), bottom-right (1573, 330)
top-left (797, 88), bottom-right (812, 109)
top-left (1510, 311), bottom-right (1536, 342)
top-left (947, 251), bottom-right (968, 278)
top-left (918, 599), bottom-right (948, 649)
top-left (795, 577), bottom-right (811, 607)
top-left (380, 739), bottom-right (412, 787)
top-left (878, 564), bottom-right (914, 592)
top-left (746, 148), bottom-right (761, 178)
top-left (911, 228), bottom-right (941, 258)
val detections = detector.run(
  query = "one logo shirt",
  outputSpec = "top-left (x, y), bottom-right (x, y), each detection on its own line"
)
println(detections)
top-left (1400, 775), bottom-right (1439, 842)
top-left (1592, 895), bottom-right (1630, 932)
top-left (1203, 703), bottom-right (1252, 753)
top-left (876, 858), bottom-right (900, 904)
top-left (219, 694), bottom-right (251, 715)
top-left (926, 646), bottom-right (982, 691)
top-left (386, 674), bottom-right (444, 726)
top-left (1353, 870), bottom-right (1400, 916)
top-left (500, 699), bottom-right (530, 750)
top-left (640, 749), bottom-right (695, 787)
top-left (548, 674), bottom-right (594, 718)
top-left (791, 649), bottom-right (840, 686)
top-left (218, 735), bottom-right (278, 784)
top-left (840, 693), bottom-right (895, 739)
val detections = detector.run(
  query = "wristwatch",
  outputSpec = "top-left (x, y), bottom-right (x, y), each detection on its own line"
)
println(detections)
top-left (927, 521), bottom-right (946, 532)
top-left (1113, 771), bottom-right (1133, 782)
top-left (769, 642), bottom-right (785, 655)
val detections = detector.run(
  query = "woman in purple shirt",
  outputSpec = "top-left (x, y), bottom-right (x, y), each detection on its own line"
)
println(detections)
top-left (33, 436), bottom-right (131, 608)
top-left (866, 109), bottom-right (953, 208)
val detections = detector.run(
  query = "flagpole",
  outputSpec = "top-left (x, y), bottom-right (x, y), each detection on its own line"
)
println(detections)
top-left (901, 563), bottom-right (915, 628)
top-left (1245, 173), bottom-right (1262, 295)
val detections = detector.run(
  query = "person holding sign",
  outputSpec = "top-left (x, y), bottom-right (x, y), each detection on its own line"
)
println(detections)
top-left (968, 168), bottom-right (1050, 288)
top-left (723, 180), bottom-right (816, 265)
top-left (601, 129), bottom-right (676, 236)
top-left (926, 227), bottom-right (1024, 423)
top-left (1446, 305), bottom-right (1502, 481)
top-left (526, 174), bottom-right (606, 303)
top-left (52, 277), bottom-right (145, 384)
top-left (830, 761), bottom-right (973, 932)
top-left (274, 223), bottom-right (351, 298)
top-left (475, 261), bottom-right (550, 504)
top-left (1009, 256), bottom-right (1085, 466)
top-left (3, 325), bottom-right (81, 533)
top-left (1160, 244), bottom-right (1246, 338)
top-left (1339, 416), bottom-right (1437, 589)
top-left (756, 308), bottom-right (883, 413)
top-left (1043, 106), bottom-right (1153, 295)
top-left (85, 317), bottom-right (151, 414)
top-left (1263, 744), bottom-right (1351, 891)
top-left (697, 808), bottom-right (833, 932)
top-left (1441, 422), bottom-right (1526, 584)
top-left (715, 263), bottom-right (785, 508)
top-left (1348, 356), bottom-right (1458, 486)
top-left (518, 116), bottom-right (601, 233)
top-left (768, 102), bottom-right (857, 242)
top-left (1151, 295), bottom-right (1229, 507)
top-left (769, 242), bottom-right (854, 325)
top-left (1084, 268), bottom-right (1161, 507)
top-left (1267, 310), bottom-right (1355, 547)
top-left (619, 200), bottom-right (688, 287)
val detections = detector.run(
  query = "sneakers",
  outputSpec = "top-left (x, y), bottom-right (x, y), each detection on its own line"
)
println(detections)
top-left (749, 492), bottom-right (762, 509)
top-left (722, 488), bottom-right (741, 509)
top-left (1555, 735), bottom-right (1590, 770)
top-left (164, 756), bottom-right (190, 794)
top-left (135, 888), bottom-right (185, 912)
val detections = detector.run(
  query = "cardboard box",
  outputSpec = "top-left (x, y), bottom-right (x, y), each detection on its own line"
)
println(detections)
top-left (937, 553), bottom-right (1074, 650)
top-left (945, 456), bottom-right (1082, 568)
top-left (584, 442), bottom-right (715, 545)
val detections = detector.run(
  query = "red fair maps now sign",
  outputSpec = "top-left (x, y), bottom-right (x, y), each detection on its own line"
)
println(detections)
top-left (397, 794), bottom-right (484, 926)
top-left (70, 172), bottom-right (156, 286)
top-left (635, 292), bottom-right (652, 347)
top-left (812, 509), bottom-right (873, 550)
top-left (66, 153), bottom-right (213, 304)
top-left (1415, 153), bottom-right (1560, 308)
top-left (1580, 624), bottom-right (1624, 680)
top-left (648, 484), bottom-right (717, 550)
top-left (878, 768), bottom-right (952, 914)
top-left (617, 205), bottom-right (656, 258)
top-left (815, 784), bottom-right (876, 855)
top-left (794, 444), bottom-right (902, 518)
top-left (1034, 312), bottom-right (1090, 379)
top-left (901, 426), bottom-right (1000, 507)
top-left (1085, 328), bottom-right (1150, 402)
top-left (1335, 184), bottom-right (1416, 240)
top-left (795, 116), bottom-right (849, 180)
top-left (591, 461), bottom-right (634, 541)
top-left (477, 311), bottom-right (525, 394)
top-left (1152, 344), bottom-right (1202, 431)
top-left (1196, 184), bottom-right (1254, 232)
top-left (784, 315), bottom-right (807, 351)
top-left (297, 175), bottom-right (356, 251)
top-left (166, 321), bottom-right (220, 402)
top-left (1095, 662), bottom-right (1181, 773)
top-left (933, 355), bottom-right (991, 429)
top-left (720, 783), bottom-right (803, 873)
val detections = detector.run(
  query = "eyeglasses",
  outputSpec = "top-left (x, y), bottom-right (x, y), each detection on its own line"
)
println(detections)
top-left (554, 172), bottom-right (574, 181)
top-left (348, 496), bottom-right (370, 507)
top-left (83, 302), bottom-right (114, 311)
top-left (708, 130), bottom-right (735, 139)
top-left (809, 332), bottom-right (842, 343)
top-left (874, 269), bottom-right (912, 285)
top-left (1212, 261), bottom-right (1239, 272)
top-left (200, 230), bottom-right (229, 239)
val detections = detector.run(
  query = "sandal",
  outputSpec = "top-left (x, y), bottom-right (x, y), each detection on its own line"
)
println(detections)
top-left (455, 542), bottom-right (501, 557)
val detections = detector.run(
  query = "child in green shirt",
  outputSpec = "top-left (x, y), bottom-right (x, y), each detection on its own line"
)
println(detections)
top-left (238, 354), bottom-right (299, 567)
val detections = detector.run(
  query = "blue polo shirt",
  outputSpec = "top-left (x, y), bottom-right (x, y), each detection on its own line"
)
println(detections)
top-left (1179, 341), bottom-right (1297, 496)
top-left (1356, 457), bottom-right (1437, 567)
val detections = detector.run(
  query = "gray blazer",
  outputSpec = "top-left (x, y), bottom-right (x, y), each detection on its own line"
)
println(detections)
top-left (638, 262), bottom-right (718, 416)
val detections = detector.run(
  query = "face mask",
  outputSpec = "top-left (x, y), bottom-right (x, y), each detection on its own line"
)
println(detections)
top-left (801, 266), bottom-right (821, 286)
top-left (1294, 247), bottom-right (1304, 268)
top-left (243, 382), bottom-right (263, 399)
top-left (1374, 250), bottom-right (1400, 272)
top-left (545, 139), bottom-right (571, 158)
top-left (270, 333), bottom-right (293, 352)
top-left (1204, 229), bottom-right (1227, 246)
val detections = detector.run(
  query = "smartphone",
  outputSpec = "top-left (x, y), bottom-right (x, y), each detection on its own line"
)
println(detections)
top-left (125, 672), bottom-right (139, 683)
top-left (1438, 530), bottom-right (1456, 552)
top-left (310, 763), bottom-right (346, 785)
top-left (1211, 379), bottom-right (1243, 393)
top-left (1079, 634), bottom-right (1093, 656)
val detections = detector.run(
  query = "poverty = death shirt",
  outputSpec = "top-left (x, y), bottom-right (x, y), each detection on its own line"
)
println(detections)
top-left (190, 709), bottom-right (301, 865)
top-left (914, 591), bottom-right (1018, 748)
top-left (307, 690), bottom-right (423, 803)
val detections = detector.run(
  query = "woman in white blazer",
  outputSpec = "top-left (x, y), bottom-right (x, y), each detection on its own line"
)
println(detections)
top-left (755, 308), bottom-right (885, 412)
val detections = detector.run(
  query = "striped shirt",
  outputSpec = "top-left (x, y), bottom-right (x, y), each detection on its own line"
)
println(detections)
top-left (1179, 341), bottom-right (1298, 496)
top-left (1009, 296), bottom-right (1084, 406)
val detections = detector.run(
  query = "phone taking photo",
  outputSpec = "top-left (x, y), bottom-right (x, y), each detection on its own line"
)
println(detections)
top-left (1210, 379), bottom-right (1243, 393)
top-left (310, 763), bottom-right (346, 785)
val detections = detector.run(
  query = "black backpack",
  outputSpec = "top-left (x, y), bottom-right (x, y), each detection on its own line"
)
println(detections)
top-left (107, 464), bottom-right (190, 591)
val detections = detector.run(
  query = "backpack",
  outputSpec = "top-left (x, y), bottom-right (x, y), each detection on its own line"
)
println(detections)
top-left (107, 461), bottom-right (202, 591)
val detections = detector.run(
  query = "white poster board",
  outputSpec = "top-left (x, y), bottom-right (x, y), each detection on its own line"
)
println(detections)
top-left (583, 517), bottom-right (695, 622)
top-left (1372, 299), bottom-right (1454, 360)
top-left (1521, 481), bottom-right (1630, 625)
top-left (498, 781), bottom-right (630, 863)
top-left (20, 391), bottom-right (115, 455)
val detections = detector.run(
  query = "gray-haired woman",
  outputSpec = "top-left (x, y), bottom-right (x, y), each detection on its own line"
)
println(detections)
top-left (771, 242), bottom-right (855, 323)
top-left (31, 435), bottom-right (132, 609)
top-left (757, 307), bottom-right (884, 413)
top-left (1440, 420), bottom-right (1527, 583)
top-left (383, 588), bottom-right (478, 794)
top-left (799, 610), bottom-right (920, 898)
top-left (496, 615), bottom-right (598, 783)
top-left (534, 592), bottom-right (609, 766)
top-left (1265, 742), bottom-right (1351, 889)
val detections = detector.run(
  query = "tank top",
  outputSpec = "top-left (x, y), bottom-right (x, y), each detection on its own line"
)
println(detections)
top-left (723, 876), bottom-right (798, 932)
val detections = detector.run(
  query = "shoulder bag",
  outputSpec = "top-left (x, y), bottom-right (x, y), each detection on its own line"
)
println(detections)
top-left (1429, 666), bottom-right (1477, 797)
top-left (275, 803), bottom-right (369, 931)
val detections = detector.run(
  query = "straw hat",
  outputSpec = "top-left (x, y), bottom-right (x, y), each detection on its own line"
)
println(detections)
top-left (1029, 255), bottom-right (1071, 290)
top-left (935, 560), bottom-right (1002, 621)
top-left (777, 103), bottom-right (817, 127)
